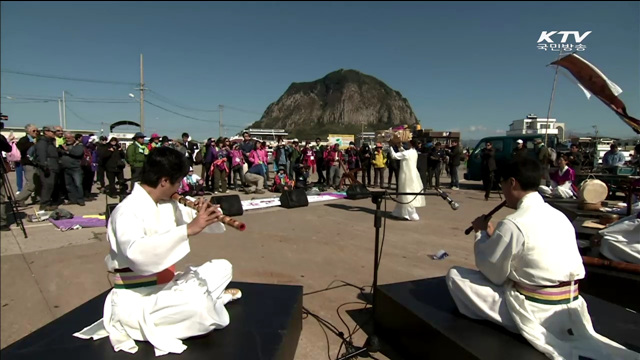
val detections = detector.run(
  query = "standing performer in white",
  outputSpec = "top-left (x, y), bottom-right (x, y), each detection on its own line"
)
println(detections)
top-left (447, 158), bottom-right (638, 360)
top-left (74, 147), bottom-right (241, 357)
top-left (388, 140), bottom-right (426, 221)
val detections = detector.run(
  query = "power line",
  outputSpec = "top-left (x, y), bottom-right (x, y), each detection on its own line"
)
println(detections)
top-left (143, 99), bottom-right (214, 123)
top-left (2, 94), bottom-right (137, 103)
top-left (146, 89), bottom-right (219, 113)
top-left (64, 104), bottom-right (103, 126)
top-left (223, 104), bottom-right (263, 116)
top-left (1, 69), bottom-right (137, 85)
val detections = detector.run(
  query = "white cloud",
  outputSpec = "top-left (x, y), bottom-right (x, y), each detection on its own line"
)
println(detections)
top-left (495, 129), bottom-right (505, 134)
top-left (468, 125), bottom-right (487, 132)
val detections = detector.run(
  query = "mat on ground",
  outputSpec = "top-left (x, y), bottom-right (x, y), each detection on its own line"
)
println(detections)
top-left (242, 192), bottom-right (346, 211)
top-left (49, 215), bottom-right (106, 231)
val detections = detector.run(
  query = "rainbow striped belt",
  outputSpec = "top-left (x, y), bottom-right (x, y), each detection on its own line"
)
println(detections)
top-left (112, 265), bottom-right (176, 289)
top-left (515, 281), bottom-right (579, 305)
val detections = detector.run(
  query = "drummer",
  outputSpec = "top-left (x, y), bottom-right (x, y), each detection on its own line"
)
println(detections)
top-left (538, 155), bottom-right (577, 198)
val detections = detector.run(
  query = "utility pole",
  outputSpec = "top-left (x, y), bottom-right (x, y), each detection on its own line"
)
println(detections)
top-left (139, 53), bottom-right (145, 133)
top-left (58, 99), bottom-right (63, 127)
top-left (62, 91), bottom-right (67, 129)
top-left (218, 105), bottom-right (224, 138)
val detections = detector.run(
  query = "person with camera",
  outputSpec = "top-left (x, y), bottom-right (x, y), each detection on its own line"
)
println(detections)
top-left (14, 124), bottom-right (40, 207)
top-left (448, 139), bottom-right (463, 190)
top-left (33, 126), bottom-right (60, 211)
top-left (100, 137), bottom-right (127, 198)
top-left (1, 124), bottom-right (13, 231)
top-left (427, 142), bottom-right (445, 189)
top-left (59, 132), bottom-right (86, 206)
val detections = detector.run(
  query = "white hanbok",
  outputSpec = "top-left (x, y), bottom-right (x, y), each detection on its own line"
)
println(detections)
top-left (388, 147), bottom-right (425, 221)
top-left (74, 184), bottom-right (234, 357)
top-left (447, 192), bottom-right (638, 360)
top-left (599, 213), bottom-right (640, 265)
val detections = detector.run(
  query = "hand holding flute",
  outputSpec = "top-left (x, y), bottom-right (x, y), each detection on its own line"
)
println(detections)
top-left (464, 200), bottom-right (507, 235)
top-left (172, 193), bottom-right (247, 232)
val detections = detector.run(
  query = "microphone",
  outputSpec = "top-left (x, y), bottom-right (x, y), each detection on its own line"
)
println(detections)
top-left (435, 188), bottom-right (460, 211)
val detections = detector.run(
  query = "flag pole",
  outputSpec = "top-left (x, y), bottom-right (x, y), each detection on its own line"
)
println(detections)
top-left (545, 51), bottom-right (565, 146)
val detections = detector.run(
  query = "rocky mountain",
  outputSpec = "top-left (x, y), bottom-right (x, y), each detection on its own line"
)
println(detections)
top-left (250, 69), bottom-right (419, 139)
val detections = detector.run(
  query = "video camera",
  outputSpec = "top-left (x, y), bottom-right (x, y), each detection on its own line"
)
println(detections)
top-left (0, 113), bottom-right (7, 130)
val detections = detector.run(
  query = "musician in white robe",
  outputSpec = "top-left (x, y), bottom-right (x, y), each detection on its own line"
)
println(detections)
top-left (74, 147), bottom-right (241, 357)
top-left (447, 158), bottom-right (638, 360)
top-left (388, 140), bottom-right (426, 221)
top-left (599, 212), bottom-right (640, 265)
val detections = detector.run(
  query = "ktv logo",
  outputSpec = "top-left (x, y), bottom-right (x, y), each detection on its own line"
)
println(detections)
top-left (537, 31), bottom-right (591, 52)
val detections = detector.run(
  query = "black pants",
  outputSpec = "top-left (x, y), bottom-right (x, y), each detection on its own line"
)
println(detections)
top-left (231, 165), bottom-right (243, 189)
top-left (482, 171), bottom-right (494, 199)
top-left (38, 170), bottom-right (57, 207)
top-left (373, 168), bottom-right (385, 187)
top-left (427, 165), bottom-right (441, 188)
top-left (106, 171), bottom-right (125, 196)
top-left (418, 168), bottom-right (428, 191)
top-left (55, 168), bottom-right (67, 202)
top-left (203, 162), bottom-right (213, 189)
top-left (387, 166), bottom-right (398, 188)
top-left (82, 166), bottom-right (94, 197)
top-left (130, 167), bottom-right (143, 189)
top-left (96, 165), bottom-right (105, 188)
top-left (316, 161), bottom-right (326, 183)
top-left (361, 163), bottom-right (372, 186)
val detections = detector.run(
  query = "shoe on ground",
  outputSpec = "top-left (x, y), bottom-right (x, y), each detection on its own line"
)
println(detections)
top-left (223, 288), bottom-right (242, 301)
top-left (78, 202), bottom-right (86, 206)
top-left (255, 189), bottom-right (265, 194)
top-left (0, 225), bottom-right (11, 232)
top-left (451, 186), bottom-right (459, 190)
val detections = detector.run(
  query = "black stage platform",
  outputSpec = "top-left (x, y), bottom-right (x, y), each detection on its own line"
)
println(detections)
top-left (545, 198), bottom-right (606, 221)
top-left (374, 276), bottom-right (640, 360)
top-left (1, 281), bottom-right (302, 360)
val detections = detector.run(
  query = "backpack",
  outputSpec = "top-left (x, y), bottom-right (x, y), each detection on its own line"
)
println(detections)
top-left (194, 147), bottom-right (204, 165)
top-left (548, 148), bottom-right (557, 163)
top-left (6, 142), bottom-right (21, 162)
top-left (81, 147), bottom-right (92, 167)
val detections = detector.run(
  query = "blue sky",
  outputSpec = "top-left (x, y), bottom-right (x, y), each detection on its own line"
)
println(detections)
top-left (1, 1), bottom-right (638, 140)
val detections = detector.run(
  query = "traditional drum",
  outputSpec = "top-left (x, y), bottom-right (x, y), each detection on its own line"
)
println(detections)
top-left (376, 125), bottom-right (413, 145)
top-left (578, 178), bottom-right (608, 210)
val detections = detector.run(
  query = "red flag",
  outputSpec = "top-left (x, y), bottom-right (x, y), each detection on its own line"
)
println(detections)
top-left (551, 54), bottom-right (640, 134)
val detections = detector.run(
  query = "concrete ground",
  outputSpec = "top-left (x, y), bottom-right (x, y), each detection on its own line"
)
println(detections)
top-left (1, 166), bottom-right (512, 359)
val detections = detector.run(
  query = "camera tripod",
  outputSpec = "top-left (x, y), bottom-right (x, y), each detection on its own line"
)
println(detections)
top-left (1, 162), bottom-right (28, 238)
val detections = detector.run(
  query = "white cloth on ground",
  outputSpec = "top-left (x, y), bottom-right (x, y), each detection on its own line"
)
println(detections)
top-left (598, 214), bottom-right (640, 265)
top-left (73, 183), bottom-right (231, 357)
top-left (388, 147), bottom-right (425, 221)
top-left (447, 192), bottom-right (638, 360)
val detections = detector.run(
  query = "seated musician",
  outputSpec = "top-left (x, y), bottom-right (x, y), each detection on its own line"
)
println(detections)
top-left (447, 157), bottom-right (637, 360)
top-left (538, 155), bottom-right (577, 199)
top-left (271, 166), bottom-right (294, 193)
top-left (598, 212), bottom-right (640, 265)
top-left (74, 147), bottom-right (241, 356)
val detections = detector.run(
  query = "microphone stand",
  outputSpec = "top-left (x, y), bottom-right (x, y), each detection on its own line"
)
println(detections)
top-left (342, 188), bottom-right (457, 359)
